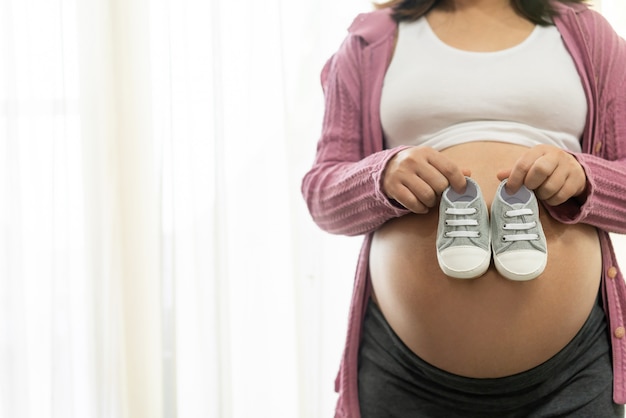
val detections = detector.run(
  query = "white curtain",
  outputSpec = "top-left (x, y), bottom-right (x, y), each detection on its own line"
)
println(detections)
top-left (0, 0), bottom-right (625, 417)
top-left (0, 0), bottom-right (102, 417)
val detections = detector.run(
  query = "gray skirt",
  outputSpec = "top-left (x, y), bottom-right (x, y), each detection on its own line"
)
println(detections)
top-left (358, 295), bottom-right (623, 417)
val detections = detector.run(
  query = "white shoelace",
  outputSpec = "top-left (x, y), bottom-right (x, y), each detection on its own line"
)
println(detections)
top-left (502, 208), bottom-right (538, 242)
top-left (444, 208), bottom-right (480, 238)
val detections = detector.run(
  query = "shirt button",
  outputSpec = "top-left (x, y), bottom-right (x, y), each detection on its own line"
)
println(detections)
top-left (615, 327), bottom-right (625, 339)
top-left (594, 141), bottom-right (603, 155)
top-left (608, 266), bottom-right (619, 279)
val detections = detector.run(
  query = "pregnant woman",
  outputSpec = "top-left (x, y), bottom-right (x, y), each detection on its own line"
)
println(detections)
top-left (301, 0), bottom-right (626, 416)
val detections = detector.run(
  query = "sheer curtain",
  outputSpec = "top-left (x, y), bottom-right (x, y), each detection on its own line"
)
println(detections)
top-left (150, 1), bottom-right (372, 416)
top-left (1, 0), bottom-right (371, 417)
top-left (0, 0), bottom-right (102, 417)
top-left (1, 0), bottom-right (626, 418)
top-left (1, 0), bottom-right (141, 416)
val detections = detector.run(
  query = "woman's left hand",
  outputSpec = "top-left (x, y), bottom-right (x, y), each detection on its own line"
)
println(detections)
top-left (497, 144), bottom-right (587, 206)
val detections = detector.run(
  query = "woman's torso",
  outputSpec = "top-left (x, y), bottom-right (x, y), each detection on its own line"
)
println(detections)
top-left (369, 9), bottom-right (601, 378)
top-left (369, 141), bottom-right (602, 378)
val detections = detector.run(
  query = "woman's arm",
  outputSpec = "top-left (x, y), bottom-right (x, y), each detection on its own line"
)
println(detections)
top-left (543, 9), bottom-right (626, 234)
top-left (301, 34), bottom-right (412, 236)
top-left (301, 30), bottom-right (470, 236)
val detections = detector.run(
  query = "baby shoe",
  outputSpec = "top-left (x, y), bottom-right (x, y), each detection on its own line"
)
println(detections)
top-left (436, 177), bottom-right (491, 279)
top-left (490, 180), bottom-right (547, 281)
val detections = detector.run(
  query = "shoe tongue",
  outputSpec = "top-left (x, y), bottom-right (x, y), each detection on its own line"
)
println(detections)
top-left (509, 202), bottom-right (524, 210)
top-left (449, 197), bottom-right (474, 208)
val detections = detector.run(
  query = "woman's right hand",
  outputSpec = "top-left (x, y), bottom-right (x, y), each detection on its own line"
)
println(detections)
top-left (382, 146), bottom-right (471, 214)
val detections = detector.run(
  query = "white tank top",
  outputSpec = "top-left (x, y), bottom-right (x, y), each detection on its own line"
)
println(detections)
top-left (380, 17), bottom-right (587, 152)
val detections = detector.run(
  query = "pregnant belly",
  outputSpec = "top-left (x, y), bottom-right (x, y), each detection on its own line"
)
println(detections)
top-left (369, 141), bottom-right (602, 378)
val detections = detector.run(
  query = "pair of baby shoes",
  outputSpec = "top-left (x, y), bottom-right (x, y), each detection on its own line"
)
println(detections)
top-left (436, 177), bottom-right (547, 281)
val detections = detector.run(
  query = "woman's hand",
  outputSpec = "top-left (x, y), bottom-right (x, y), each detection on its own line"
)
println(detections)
top-left (382, 147), bottom-right (471, 214)
top-left (497, 144), bottom-right (587, 206)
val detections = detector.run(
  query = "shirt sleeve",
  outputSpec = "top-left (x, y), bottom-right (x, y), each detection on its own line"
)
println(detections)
top-left (545, 10), bottom-right (626, 234)
top-left (301, 34), bottom-right (411, 236)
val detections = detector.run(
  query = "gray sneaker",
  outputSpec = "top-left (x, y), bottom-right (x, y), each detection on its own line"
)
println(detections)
top-left (436, 177), bottom-right (491, 279)
top-left (491, 180), bottom-right (547, 281)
